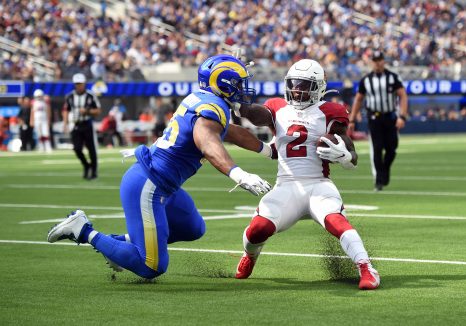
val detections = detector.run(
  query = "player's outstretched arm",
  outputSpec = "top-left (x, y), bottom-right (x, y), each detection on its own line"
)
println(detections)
top-left (225, 124), bottom-right (276, 159)
top-left (193, 117), bottom-right (271, 196)
top-left (234, 103), bottom-right (273, 127)
top-left (349, 92), bottom-right (364, 132)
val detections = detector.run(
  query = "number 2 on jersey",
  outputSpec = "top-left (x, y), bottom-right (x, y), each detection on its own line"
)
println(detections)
top-left (286, 124), bottom-right (308, 157)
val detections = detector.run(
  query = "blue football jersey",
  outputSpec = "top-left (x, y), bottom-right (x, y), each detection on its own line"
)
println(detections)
top-left (135, 91), bottom-right (231, 194)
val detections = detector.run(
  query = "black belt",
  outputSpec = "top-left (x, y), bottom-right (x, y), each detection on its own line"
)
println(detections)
top-left (75, 120), bottom-right (92, 124)
top-left (367, 110), bottom-right (395, 117)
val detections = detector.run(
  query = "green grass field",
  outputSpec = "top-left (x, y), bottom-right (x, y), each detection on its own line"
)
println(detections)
top-left (1, 134), bottom-right (465, 325)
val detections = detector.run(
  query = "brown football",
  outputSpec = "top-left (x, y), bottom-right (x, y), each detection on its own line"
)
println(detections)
top-left (316, 133), bottom-right (338, 148)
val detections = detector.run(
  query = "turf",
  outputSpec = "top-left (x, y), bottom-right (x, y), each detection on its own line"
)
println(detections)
top-left (0, 134), bottom-right (465, 325)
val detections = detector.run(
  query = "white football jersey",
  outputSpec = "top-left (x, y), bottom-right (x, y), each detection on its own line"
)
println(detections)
top-left (32, 99), bottom-right (48, 123)
top-left (265, 98), bottom-right (349, 181)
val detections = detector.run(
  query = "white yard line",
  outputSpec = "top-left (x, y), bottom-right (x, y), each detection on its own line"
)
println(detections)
top-left (5, 202), bottom-right (465, 224)
top-left (5, 184), bottom-right (466, 197)
top-left (339, 189), bottom-right (466, 197)
top-left (0, 203), bottom-right (237, 213)
top-left (0, 203), bottom-right (122, 210)
top-left (0, 172), bottom-right (123, 177)
top-left (351, 213), bottom-right (466, 220)
top-left (0, 239), bottom-right (465, 266)
top-left (18, 212), bottom-right (466, 225)
top-left (3, 173), bottom-right (466, 182)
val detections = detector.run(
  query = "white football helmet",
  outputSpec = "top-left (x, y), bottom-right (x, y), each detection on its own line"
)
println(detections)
top-left (284, 59), bottom-right (327, 110)
top-left (33, 89), bottom-right (44, 98)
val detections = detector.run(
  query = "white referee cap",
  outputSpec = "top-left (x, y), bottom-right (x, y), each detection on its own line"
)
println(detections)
top-left (72, 73), bottom-right (87, 84)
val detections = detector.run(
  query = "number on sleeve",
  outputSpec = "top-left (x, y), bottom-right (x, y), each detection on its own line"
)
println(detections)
top-left (285, 124), bottom-right (308, 158)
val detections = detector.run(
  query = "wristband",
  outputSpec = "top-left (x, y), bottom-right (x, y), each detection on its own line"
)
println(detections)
top-left (399, 115), bottom-right (407, 121)
top-left (228, 165), bottom-right (238, 176)
top-left (228, 166), bottom-right (245, 184)
top-left (258, 142), bottom-right (273, 158)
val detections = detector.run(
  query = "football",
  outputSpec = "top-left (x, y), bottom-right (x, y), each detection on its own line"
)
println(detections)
top-left (316, 133), bottom-right (338, 148)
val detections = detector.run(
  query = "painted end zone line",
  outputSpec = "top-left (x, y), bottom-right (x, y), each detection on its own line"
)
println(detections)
top-left (1, 240), bottom-right (465, 266)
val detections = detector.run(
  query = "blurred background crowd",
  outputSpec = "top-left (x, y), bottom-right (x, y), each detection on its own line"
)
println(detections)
top-left (0, 0), bottom-right (464, 81)
top-left (0, 0), bottom-right (465, 152)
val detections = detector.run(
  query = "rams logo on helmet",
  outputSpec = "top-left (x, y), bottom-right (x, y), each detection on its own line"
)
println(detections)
top-left (198, 54), bottom-right (256, 104)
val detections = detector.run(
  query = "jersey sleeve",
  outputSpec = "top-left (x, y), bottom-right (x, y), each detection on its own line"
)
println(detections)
top-left (63, 94), bottom-right (72, 112)
top-left (319, 102), bottom-right (350, 132)
top-left (357, 77), bottom-right (366, 95)
top-left (195, 102), bottom-right (229, 129)
top-left (393, 73), bottom-right (404, 90)
top-left (89, 93), bottom-right (101, 109)
top-left (263, 97), bottom-right (287, 123)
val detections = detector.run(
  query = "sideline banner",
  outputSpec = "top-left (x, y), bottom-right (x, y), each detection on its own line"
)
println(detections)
top-left (0, 80), bottom-right (464, 97)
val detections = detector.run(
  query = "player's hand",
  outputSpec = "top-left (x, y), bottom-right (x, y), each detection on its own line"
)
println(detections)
top-left (63, 124), bottom-right (69, 134)
top-left (223, 98), bottom-right (242, 117)
top-left (316, 134), bottom-right (352, 165)
top-left (119, 148), bottom-right (136, 163)
top-left (229, 166), bottom-right (272, 196)
top-left (396, 117), bottom-right (406, 130)
top-left (259, 142), bottom-right (278, 160)
top-left (239, 173), bottom-right (272, 196)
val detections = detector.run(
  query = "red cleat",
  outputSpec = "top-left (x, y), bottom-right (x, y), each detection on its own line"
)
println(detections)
top-left (235, 253), bottom-right (256, 279)
top-left (357, 260), bottom-right (380, 290)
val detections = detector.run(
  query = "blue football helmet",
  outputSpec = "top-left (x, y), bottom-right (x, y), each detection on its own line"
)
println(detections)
top-left (198, 54), bottom-right (256, 104)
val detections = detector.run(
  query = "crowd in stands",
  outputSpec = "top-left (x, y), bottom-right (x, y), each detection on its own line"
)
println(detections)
top-left (0, 0), bottom-right (464, 81)
top-left (410, 106), bottom-right (466, 122)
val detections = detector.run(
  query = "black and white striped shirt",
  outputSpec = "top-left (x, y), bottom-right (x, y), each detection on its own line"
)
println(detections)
top-left (64, 90), bottom-right (100, 123)
top-left (357, 69), bottom-right (404, 113)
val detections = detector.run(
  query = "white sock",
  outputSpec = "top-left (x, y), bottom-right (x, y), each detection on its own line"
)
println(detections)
top-left (45, 140), bottom-right (52, 153)
top-left (243, 227), bottom-right (264, 260)
top-left (339, 229), bottom-right (370, 263)
top-left (88, 230), bottom-right (98, 243)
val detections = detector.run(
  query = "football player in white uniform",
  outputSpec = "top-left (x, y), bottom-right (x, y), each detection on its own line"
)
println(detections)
top-left (233, 59), bottom-right (380, 290)
top-left (30, 89), bottom-right (52, 153)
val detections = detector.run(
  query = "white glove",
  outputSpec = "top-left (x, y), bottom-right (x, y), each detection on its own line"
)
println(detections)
top-left (224, 98), bottom-right (242, 117)
top-left (316, 134), bottom-right (355, 169)
top-left (119, 148), bottom-right (136, 163)
top-left (258, 142), bottom-right (278, 159)
top-left (228, 166), bottom-right (272, 196)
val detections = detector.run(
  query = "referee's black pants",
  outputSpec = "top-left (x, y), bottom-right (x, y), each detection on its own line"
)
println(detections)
top-left (71, 121), bottom-right (98, 178)
top-left (367, 112), bottom-right (398, 187)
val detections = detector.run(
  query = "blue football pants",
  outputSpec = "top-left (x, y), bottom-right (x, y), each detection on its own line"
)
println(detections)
top-left (90, 163), bottom-right (206, 278)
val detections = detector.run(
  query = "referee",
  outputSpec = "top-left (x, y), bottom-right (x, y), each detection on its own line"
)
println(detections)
top-left (63, 73), bottom-right (102, 180)
top-left (349, 51), bottom-right (408, 191)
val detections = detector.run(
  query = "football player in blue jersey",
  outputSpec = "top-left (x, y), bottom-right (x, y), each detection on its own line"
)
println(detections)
top-left (47, 54), bottom-right (274, 279)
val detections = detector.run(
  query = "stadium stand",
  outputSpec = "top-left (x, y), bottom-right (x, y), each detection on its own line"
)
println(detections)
top-left (0, 0), bottom-right (464, 81)
top-left (0, 0), bottom-right (465, 151)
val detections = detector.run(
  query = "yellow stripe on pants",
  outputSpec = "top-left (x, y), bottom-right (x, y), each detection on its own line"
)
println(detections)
top-left (140, 179), bottom-right (158, 270)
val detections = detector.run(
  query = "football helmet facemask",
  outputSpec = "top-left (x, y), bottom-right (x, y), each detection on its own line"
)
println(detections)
top-left (198, 54), bottom-right (256, 104)
top-left (284, 59), bottom-right (327, 110)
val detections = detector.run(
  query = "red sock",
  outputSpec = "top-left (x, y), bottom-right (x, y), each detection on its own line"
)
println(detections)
top-left (246, 215), bottom-right (276, 244)
top-left (324, 213), bottom-right (353, 238)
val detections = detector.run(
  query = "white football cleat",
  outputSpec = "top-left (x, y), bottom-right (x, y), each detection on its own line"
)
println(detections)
top-left (96, 251), bottom-right (124, 273)
top-left (47, 210), bottom-right (92, 244)
top-left (357, 260), bottom-right (380, 290)
top-left (95, 234), bottom-right (128, 273)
